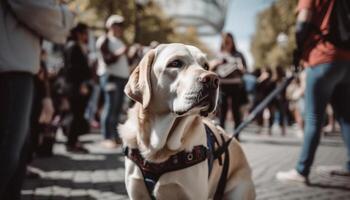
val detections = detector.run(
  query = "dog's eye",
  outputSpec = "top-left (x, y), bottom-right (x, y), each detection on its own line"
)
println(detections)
top-left (167, 60), bottom-right (184, 68)
top-left (203, 63), bottom-right (209, 70)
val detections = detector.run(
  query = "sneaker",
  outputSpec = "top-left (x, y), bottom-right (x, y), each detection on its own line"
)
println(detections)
top-left (295, 129), bottom-right (303, 139)
top-left (100, 139), bottom-right (119, 149)
top-left (276, 169), bottom-right (308, 183)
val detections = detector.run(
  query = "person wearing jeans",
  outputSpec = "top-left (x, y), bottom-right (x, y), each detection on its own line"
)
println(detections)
top-left (100, 74), bottom-right (127, 141)
top-left (96, 15), bottom-right (129, 148)
top-left (0, 1), bottom-right (73, 199)
top-left (276, 0), bottom-right (350, 183)
top-left (297, 61), bottom-right (350, 176)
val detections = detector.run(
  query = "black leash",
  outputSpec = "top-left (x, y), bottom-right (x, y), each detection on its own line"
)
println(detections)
top-left (215, 66), bottom-right (301, 159)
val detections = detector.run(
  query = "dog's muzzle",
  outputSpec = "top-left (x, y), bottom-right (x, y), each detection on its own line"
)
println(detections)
top-left (197, 73), bottom-right (219, 116)
top-left (198, 72), bottom-right (219, 90)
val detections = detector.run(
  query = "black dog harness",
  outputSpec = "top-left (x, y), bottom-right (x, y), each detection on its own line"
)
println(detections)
top-left (124, 125), bottom-right (230, 200)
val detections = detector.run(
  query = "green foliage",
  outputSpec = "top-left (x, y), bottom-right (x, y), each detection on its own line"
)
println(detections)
top-left (69, 0), bottom-right (208, 52)
top-left (251, 0), bottom-right (298, 68)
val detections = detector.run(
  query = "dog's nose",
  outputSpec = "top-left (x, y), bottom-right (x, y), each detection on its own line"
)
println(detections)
top-left (198, 73), bottom-right (219, 89)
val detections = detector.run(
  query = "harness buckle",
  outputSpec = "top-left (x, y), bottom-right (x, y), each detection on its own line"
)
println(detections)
top-left (187, 153), bottom-right (193, 161)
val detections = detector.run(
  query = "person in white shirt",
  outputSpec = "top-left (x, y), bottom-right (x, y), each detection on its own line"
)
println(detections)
top-left (96, 15), bottom-right (129, 148)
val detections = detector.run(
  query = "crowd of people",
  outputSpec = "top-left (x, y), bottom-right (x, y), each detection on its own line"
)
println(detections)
top-left (31, 15), bottom-right (155, 154)
top-left (1, 0), bottom-right (350, 199)
top-left (32, 20), bottom-right (319, 160)
top-left (27, 15), bottom-right (339, 160)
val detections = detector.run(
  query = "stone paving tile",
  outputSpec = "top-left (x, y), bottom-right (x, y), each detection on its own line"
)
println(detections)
top-left (21, 126), bottom-right (350, 200)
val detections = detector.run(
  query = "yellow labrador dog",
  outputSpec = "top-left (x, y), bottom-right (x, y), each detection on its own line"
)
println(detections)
top-left (119, 43), bottom-right (255, 200)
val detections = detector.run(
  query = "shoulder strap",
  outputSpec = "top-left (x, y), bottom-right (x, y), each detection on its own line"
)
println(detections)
top-left (204, 124), bottom-right (231, 200)
top-left (214, 134), bottom-right (230, 200)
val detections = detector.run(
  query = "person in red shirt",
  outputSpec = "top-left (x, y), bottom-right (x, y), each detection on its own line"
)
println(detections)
top-left (276, 0), bottom-right (350, 183)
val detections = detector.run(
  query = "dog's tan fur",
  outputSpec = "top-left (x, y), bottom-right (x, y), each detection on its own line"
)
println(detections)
top-left (119, 44), bottom-right (255, 200)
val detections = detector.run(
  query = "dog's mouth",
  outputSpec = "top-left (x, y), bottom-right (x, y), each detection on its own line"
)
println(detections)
top-left (179, 88), bottom-right (217, 116)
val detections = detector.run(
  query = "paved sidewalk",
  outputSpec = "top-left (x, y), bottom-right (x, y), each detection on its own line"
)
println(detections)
top-left (22, 125), bottom-right (350, 200)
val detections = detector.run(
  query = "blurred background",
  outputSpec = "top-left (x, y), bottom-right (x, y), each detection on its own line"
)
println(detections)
top-left (42, 0), bottom-right (298, 72)
top-left (12, 0), bottom-right (349, 199)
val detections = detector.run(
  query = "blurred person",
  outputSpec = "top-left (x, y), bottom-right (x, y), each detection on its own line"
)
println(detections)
top-left (286, 70), bottom-right (306, 138)
top-left (253, 66), bottom-right (288, 136)
top-left (253, 67), bottom-right (275, 134)
top-left (211, 32), bottom-right (248, 140)
top-left (0, 0), bottom-right (73, 199)
top-left (277, 0), bottom-right (350, 183)
top-left (127, 43), bottom-right (144, 72)
top-left (248, 68), bottom-right (262, 106)
top-left (128, 41), bottom-right (159, 73)
top-left (323, 104), bottom-right (336, 134)
top-left (96, 15), bottom-right (129, 148)
top-left (243, 70), bottom-right (258, 105)
top-left (84, 69), bottom-right (101, 129)
top-left (84, 48), bottom-right (101, 129)
top-left (271, 65), bottom-right (288, 136)
top-left (64, 23), bottom-right (92, 153)
top-left (25, 50), bottom-right (55, 178)
top-left (50, 65), bottom-right (71, 135)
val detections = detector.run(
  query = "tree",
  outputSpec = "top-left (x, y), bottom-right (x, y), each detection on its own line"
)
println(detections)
top-left (251, 0), bottom-right (298, 68)
top-left (68, 0), bottom-right (209, 53)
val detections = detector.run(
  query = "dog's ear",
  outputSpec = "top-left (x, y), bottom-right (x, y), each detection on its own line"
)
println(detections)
top-left (124, 50), bottom-right (155, 109)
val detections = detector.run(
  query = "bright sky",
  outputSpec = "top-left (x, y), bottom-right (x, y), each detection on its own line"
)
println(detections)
top-left (201, 0), bottom-right (275, 70)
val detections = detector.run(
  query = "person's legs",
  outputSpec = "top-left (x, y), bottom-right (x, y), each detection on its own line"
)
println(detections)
top-left (67, 86), bottom-right (90, 152)
top-left (231, 97), bottom-right (242, 129)
top-left (277, 99), bottom-right (287, 135)
top-left (331, 61), bottom-right (350, 172)
top-left (267, 105), bottom-right (275, 135)
top-left (219, 91), bottom-right (229, 129)
top-left (101, 76), bottom-right (127, 140)
top-left (296, 63), bottom-right (343, 177)
top-left (84, 83), bottom-right (100, 123)
top-left (105, 77), bottom-right (127, 140)
top-left (67, 93), bottom-right (81, 147)
top-left (332, 85), bottom-right (350, 172)
top-left (100, 75), bottom-right (111, 139)
top-left (0, 72), bottom-right (33, 198)
top-left (4, 135), bottom-right (30, 200)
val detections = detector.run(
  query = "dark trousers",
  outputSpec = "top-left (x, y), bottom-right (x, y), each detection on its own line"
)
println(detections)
top-left (0, 72), bottom-right (34, 199)
top-left (67, 87), bottom-right (90, 147)
top-left (219, 85), bottom-right (244, 129)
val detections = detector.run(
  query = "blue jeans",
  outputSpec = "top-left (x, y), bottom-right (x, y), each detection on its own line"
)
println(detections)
top-left (100, 74), bottom-right (127, 140)
top-left (0, 72), bottom-right (33, 199)
top-left (296, 61), bottom-right (350, 176)
top-left (85, 82), bottom-right (101, 122)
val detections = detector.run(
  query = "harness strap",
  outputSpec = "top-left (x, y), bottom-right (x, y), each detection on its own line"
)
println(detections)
top-left (124, 124), bottom-right (231, 199)
top-left (206, 125), bottom-right (215, 176)
top-left (205, 125), bottom-right (231, 200)
top-left (212, 137), bottom-right (233, 160)
top-left (214, 134), bottom-right (230, 200)
top-left (124, 145), bottom-right (209, 198)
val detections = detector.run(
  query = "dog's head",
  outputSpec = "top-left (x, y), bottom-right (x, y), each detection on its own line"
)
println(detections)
top-left (125, 43), bottom-right (219, 117)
